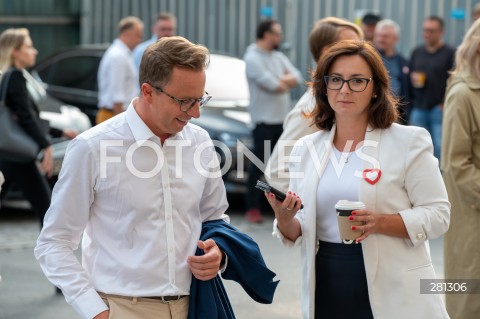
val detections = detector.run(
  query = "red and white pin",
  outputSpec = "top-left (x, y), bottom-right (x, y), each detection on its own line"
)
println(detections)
top-left (363, 168), bottom-right (381, 185)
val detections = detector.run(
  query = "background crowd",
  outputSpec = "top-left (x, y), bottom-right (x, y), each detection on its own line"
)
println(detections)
top-left (0, 4), bottom-right (480, 319)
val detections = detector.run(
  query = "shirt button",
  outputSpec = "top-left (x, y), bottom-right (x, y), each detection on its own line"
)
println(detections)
top-left (416, 233), bottom-right (424, 240)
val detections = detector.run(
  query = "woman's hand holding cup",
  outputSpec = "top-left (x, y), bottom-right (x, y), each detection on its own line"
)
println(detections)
top-left (349, 209), bottom-right (379, 243)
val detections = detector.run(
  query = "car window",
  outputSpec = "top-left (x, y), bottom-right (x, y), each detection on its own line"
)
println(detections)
top-left (38, 55), bottom-right (99, 91)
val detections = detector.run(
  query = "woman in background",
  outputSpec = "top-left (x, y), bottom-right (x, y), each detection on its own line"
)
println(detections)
top-left (0, 28), bottom-right (75, 228)
top-left (442, 18), bottom-right (480, 319)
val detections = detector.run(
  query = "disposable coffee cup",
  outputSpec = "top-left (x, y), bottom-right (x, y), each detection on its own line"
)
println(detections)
top-left (335, 200), bottom-right (366, 241)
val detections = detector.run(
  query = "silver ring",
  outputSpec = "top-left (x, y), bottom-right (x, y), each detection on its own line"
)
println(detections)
top-left (286, 207), bottom-right (292, 211)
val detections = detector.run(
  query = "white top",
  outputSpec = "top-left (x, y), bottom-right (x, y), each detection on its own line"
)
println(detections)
top-left (35, 102), bottom-right (229, 319)
top-left (97, 39), bottom-right (139, 110)
top-left (316, 147), bottom-right (361, 243)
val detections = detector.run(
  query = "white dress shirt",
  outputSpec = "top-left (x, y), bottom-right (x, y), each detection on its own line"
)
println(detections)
top-left (97, 39), bottom-right (139, 110)
top-left (35, 102), bottom-right (229, 319)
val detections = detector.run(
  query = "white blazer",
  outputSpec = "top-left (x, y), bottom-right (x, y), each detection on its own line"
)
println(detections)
top-left (273, 123), bottom-right (450, 319)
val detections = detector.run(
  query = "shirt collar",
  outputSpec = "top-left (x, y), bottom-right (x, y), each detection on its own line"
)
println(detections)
top-left (113, 38), bottom-right (132, 53)
top-left (125, 99), bottom-right (187, 145)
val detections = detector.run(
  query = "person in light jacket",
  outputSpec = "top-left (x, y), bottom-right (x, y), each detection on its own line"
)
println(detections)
top-left (441, 18), bottom-right (480, 319)
top-left (266, 40), bottom-right (450, 319)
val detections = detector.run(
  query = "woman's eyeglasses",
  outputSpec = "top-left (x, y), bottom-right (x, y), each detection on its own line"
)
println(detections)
top-left (323, 76), bottom-right (372, 92)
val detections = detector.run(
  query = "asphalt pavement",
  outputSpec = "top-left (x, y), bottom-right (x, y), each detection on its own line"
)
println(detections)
top-left (0, 206), bottom-right (445, 319)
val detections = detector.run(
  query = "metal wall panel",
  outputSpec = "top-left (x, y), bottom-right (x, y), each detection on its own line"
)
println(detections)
top-left (0, 0), bottom-right (80, 60)
top-left (80, 0), bottom-right (480, 99)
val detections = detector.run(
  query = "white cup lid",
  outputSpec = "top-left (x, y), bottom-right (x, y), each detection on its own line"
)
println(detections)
top-left (335, 200), bottom-right (366, 210)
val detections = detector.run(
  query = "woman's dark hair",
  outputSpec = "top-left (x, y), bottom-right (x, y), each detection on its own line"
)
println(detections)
top-left (311, 40), bottom-right (398, 130)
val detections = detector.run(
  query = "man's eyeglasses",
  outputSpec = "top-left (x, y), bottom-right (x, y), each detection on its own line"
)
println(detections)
top-left (149, 84), bottom-right (211, 113)
top-left (323, 76), bottom-right (372, 92)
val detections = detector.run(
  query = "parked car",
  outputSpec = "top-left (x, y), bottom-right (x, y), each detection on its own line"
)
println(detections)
top-left (31, 45), bottom-right (253, 194)
top-left (1, 70), bottom-right (92, 209)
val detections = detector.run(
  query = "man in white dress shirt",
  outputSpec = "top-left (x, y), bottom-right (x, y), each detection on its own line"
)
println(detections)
top-left (132, 12), bottom-right (176, 69)
top-left (96, 16), bottom-right (144, 124)
top-left (35, 37), bottom-right (228, 319)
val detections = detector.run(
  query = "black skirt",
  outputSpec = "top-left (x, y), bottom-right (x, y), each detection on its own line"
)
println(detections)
top-left (315, 241), bottom-right (374, 319)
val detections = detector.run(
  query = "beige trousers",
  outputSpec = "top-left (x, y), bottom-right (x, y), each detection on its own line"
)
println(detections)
top-left (100, 293), bottom-right (189, 319)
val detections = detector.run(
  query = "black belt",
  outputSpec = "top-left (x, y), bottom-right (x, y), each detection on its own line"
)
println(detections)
top-left (144, 295), bottom-right (187, 302)
top-left (98, 292), bottom-right (187, 303)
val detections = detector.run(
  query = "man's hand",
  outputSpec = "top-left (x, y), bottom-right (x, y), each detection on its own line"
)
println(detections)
top-left (280, 73), bottom-right (299, 88)
top-left (276, 81), bottom-right (289, 93)
top-left (93, 310), bottom-right (109, 319)
top-left (187, 239), bottom-right (222, 281)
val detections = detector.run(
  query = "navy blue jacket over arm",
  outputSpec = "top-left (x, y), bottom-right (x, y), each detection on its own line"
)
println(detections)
top-left (188, 220), bottom-right (279, 319)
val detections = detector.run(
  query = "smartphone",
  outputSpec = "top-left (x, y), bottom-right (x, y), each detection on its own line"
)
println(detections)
top-left (255, 180), bottom-right (304, 209)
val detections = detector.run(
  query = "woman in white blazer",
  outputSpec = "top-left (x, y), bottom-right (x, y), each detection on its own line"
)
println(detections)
top-left (266, 41), bottom-right (450, 319)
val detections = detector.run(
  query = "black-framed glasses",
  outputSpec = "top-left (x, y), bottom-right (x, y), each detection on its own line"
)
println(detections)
top-left (149, 84), bottom-right (212, 112)
top-left (323, 76), bottom-right (372, 92)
